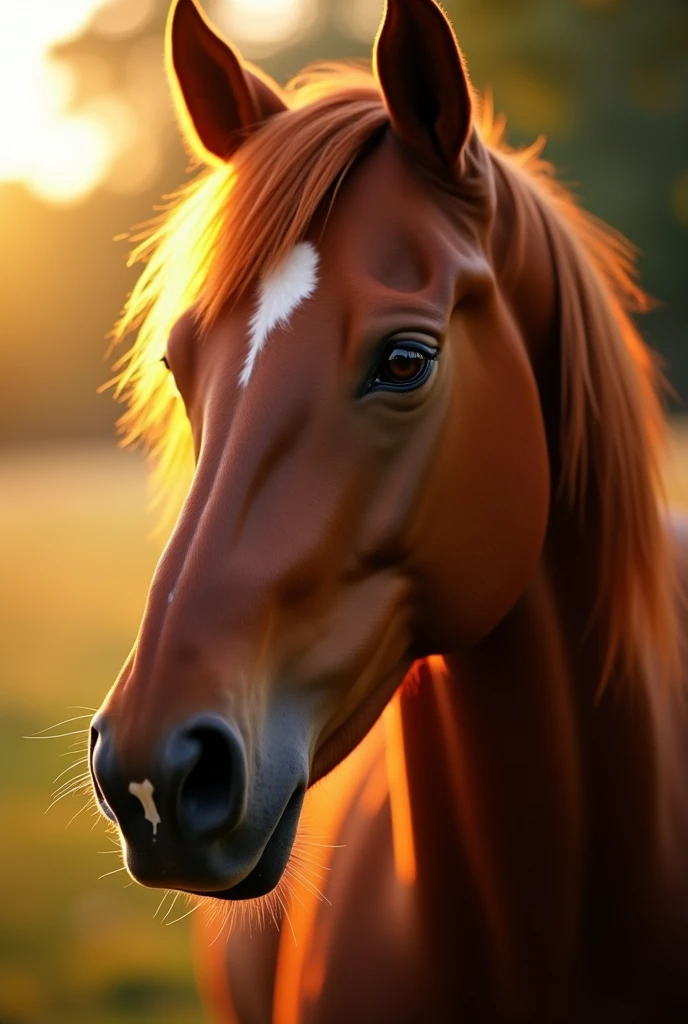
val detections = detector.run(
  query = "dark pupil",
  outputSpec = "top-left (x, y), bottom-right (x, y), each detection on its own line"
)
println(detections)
top-left (384, 346), bottom-right (426, 383)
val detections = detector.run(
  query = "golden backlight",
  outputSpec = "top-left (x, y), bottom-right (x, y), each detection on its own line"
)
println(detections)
top-left (0, 0), bottom-right (157, 204)
top-left (0, 0), bottom-right (312, 206)
top-left (208, 0), bottom-right (316, 50)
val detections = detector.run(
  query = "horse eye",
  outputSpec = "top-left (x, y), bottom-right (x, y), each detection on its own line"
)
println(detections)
top-left (161, 355), bottom-right (170, 370)
top-left (368, 340), bottom-right (438, 393)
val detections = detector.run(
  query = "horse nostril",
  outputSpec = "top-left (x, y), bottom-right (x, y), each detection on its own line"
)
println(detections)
top-left (166, 716), bottom-right (248, 839)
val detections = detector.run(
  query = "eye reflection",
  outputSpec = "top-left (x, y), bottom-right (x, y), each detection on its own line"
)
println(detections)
top-left (366, 339), bottom-right (438, 394)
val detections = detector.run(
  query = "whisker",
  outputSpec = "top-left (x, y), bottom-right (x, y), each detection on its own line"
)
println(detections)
top-left (52, 758), bottom-right (89, 784)
top-left (287, 857), bottom-right (330, 884)
top-left (45, 793), bottom-right (88, 815)
top-left (297, 841), bottom-right (345, 849)
top-left (25, 729), bottom-right (91, 740)
top-left (51, 772), bottom-right (91, 797)
top-left (276, 891), bottom-right (297, 944)
top-left (281, 876), bottom-right (305, 909)
top-left (51, 767), bottom-right (91, 787)
top-left (161, 892), bottom-right (181, 924)
top-left (209, 912), bottom-right (228, 946)
top-left (289, 851), bottom-right (332, 875)
top-left (99, 866), bottom-right (128, 880)
top-left (25, 714), bottom-right (93, 737)
top-left (166, 901), bottom-right (200, 926)
top-left (66, 801), bottom-right (91, 828)
top-left (49, 786), bottom-right (92, 809)
top-left (154, 891), bottom-right (171, 919)
top-left (49, 782), bottom-right (91, 805)
top-left (262, 892), bottom-right (280, 932)
top-left (287, 866), bottom-right (331, 904)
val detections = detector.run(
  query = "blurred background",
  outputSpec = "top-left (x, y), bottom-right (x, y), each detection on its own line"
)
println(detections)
top-left (0, 1), bottom-right (686, 1021)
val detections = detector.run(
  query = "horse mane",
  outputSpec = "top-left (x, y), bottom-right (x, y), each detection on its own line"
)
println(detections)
top-left (477, 101), bottom-right (678, 688)
top-left (110, 65), bottom-right (678, 690)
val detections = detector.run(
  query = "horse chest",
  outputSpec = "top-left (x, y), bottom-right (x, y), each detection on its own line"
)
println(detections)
top-left (221, 792), bottom-right (427, 1024)
top-left (296, 797), bottom-right (426, 1024)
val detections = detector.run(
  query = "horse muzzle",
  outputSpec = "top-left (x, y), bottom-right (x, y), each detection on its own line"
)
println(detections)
top-left (89, 710), bottom-right (307, 898)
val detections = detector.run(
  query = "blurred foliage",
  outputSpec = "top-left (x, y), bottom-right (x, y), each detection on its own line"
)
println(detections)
top-left (1, 0), bottom-right (685, 448)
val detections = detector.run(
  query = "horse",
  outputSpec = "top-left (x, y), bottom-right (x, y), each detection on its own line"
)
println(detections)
top-left (88, 0), bottom-right (688, 1020)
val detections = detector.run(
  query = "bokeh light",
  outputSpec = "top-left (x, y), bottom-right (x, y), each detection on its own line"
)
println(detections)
top-left (0, 0), bottom-right (155, 206)
top-left (90, 0), bottom-right (156, 38)
top-left (0, 0), bottom-right (328, 205)
top-left (22, 113), bottom-right (113, 205)
top-left (208, 0), bottom-right (318, 54)
top-left (336, 0), bottom-right (384, 42)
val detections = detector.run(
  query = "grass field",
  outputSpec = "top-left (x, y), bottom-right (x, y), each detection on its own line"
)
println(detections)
top-left (0, 446), bottom-right (202, 1024)
top-left (3, 427), bottom-right (688, 1024)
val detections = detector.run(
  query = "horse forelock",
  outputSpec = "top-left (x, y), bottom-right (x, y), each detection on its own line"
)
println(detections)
top-left (110, 65), bottom-right (677, 692)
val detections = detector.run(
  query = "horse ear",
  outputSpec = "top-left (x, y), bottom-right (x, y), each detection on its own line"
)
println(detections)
top-left (374, 0), bottom-right (472, 173)
top-left (167, 0), bottom-right (287, 163)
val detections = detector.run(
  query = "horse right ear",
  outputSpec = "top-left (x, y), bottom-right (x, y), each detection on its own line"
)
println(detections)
top-left (166, 0), bottom-right (287, 164)
top-left (374, 0), bottom-right (472, 173)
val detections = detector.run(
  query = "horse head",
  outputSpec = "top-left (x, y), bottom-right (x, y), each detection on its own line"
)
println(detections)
top-left (90, 0), bottom-right (556, 901)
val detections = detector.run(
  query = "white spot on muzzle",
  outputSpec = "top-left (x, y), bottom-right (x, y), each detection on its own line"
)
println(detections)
top-left (240, 241), bottom-right (319, 387)
top-left (128, 778), bottom-right (161, 836)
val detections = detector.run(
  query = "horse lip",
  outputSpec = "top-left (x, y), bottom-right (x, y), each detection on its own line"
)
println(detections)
top-left (184, 782), bottom-right (307, 901)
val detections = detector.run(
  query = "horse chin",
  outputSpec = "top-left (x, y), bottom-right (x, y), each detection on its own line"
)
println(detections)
top-left (189, 783), bottom-right (305, 901)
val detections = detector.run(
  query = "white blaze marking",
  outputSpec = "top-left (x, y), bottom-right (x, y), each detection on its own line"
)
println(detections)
top-left (239, 241), bottom-right (319, 388)
top-left (128, 779), bottom-right (161, 836)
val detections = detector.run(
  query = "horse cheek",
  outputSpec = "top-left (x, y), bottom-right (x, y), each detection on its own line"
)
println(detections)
top-left (412, 308), bottom-right (550, 652)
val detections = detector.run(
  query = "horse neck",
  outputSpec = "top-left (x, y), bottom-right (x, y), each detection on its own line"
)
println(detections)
top-left (391, 163), bottom-right (668, 1011)
top-left (396, 550), bottom-right (664, 1014)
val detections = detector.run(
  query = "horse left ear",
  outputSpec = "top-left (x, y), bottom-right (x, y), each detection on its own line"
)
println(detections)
top-left (374, 0), bottom-right (472, 173)
top-left (167, 0), bottom-right (287, 163)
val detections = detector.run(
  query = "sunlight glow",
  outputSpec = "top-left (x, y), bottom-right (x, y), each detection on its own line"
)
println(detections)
top-left (25, 115), bottom-right (112, 205)
top-left (208, 0), bottom-right (317, 52)
top-left (0, 0), bottom-right (153, 205)
top-left (91, 0), bottom-right (155, 38)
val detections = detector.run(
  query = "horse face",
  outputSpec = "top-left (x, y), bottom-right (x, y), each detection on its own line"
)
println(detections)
top-left (90, 0), bottom-right (549, 900)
